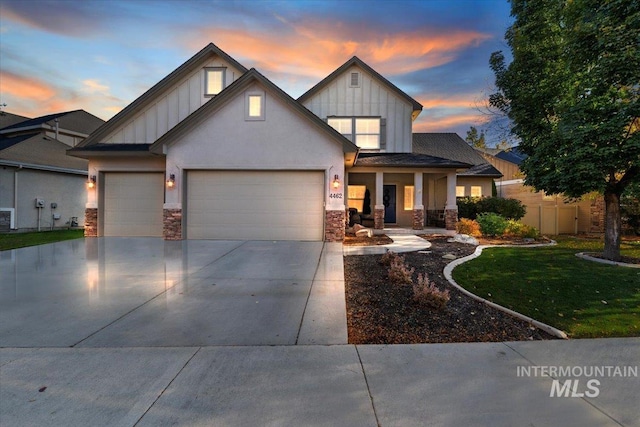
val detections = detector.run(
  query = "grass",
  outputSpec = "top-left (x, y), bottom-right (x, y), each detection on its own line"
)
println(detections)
top-left (0, 229), bottom-right (84, 251)
top-left (452, 236), bottom-right (640, 338)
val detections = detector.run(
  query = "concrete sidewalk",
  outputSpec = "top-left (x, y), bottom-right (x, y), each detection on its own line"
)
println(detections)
top-left (343, 233), bottom-right (432, 255)
top-left (2, 338), bottom-right (638, 426)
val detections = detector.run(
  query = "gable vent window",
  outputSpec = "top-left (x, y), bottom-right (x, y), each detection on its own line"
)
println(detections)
top-left (349, 72), bottom-right (360, 88)
top-left (205, 68), bottom-right (226, 96)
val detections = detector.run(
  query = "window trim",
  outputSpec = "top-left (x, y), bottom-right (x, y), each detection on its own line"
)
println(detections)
top-left (470, 186), bottom-right (483, 198)
top-left (245, 91), bottom-right (266, 121)
top-left (456, 186), bottom-right (466, 198)
top-left (204, 67), bottom-right (226, 97)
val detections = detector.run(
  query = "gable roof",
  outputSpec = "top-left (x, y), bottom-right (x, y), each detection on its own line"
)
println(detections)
top-left (147, 68), bottom-right (359, 156)
top-left (0, 112), bottom-right (30, 129)
top-left (0, 110), bottom-right (104, 136)
top-left (0, 133), bottom-right (88, 170)
top-left (495, 147), bottom-right (527, 165)
top-left (413, 133), bottom-right (502, 177)
top-left (298, 56), bottom-right (423, 118)
top-left (77, 43), bottom-right (249, 148)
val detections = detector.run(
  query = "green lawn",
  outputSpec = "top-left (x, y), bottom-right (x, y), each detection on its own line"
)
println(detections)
top-left (0, 229), bottom-right (84, 251)
top-left (452, 237), bottom-right (640, 338)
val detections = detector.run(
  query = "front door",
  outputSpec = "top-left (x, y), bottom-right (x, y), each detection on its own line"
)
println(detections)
top-left (383, 185), bottom-right (396, 223)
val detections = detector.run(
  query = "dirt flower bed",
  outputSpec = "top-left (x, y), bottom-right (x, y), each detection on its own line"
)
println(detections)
top-left (344, 237), bottom-right (557, 344)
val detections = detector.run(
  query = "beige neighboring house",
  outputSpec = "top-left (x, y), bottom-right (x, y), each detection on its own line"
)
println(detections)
top-left (0, 110), bottom-right (105, 231)
top-left (68, 43), bottom-right (501, 241)
top-left (478, 148), bottom-right (605, 234)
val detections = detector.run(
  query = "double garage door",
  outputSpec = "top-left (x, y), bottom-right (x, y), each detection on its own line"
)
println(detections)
top-left (103, 171), bottom-right (324, 240)
top-left (186, 171), bottom-right (324, 241)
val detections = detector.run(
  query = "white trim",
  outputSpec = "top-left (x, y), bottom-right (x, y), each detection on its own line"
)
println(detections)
top-left (204, 67), bottom-right (226, 96)
top-left (245, 91), bottom-right (266, 121)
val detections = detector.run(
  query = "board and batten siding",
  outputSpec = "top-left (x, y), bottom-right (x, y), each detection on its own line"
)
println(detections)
top-left (302, 65), bottom-right (414, 153)
top-left (103, 58), bottom-right (244, 144)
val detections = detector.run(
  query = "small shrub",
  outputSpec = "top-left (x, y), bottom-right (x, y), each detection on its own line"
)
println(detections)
top-left (379, 250), bottom-right (397, 266)
top-left (505, 219), bottom-right (539, 238)
top-left (388, 256), bottom-right (415, 285)
top-left (456, 218), bottom-right (481, 237)
top-left (477, 212), bottom-right (508, 237)
top-left (413, 273), bottom-right (450, 310)
top-left (456, 196), bottom-right (526, 220)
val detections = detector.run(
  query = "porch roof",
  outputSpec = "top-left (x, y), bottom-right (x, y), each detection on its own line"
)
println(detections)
top-left (353, 152), bottom-right (471, 169)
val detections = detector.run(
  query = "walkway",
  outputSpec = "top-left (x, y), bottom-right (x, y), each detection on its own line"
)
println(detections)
top-left (343, 232), bottom-right (432, 255)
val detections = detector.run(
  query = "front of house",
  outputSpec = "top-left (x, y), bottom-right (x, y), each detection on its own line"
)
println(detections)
top-left (70, 43), bottom-right (498, 241)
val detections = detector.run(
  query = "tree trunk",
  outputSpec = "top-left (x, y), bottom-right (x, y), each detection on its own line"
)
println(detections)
top-left (603, 191), bottom-right (622, 261)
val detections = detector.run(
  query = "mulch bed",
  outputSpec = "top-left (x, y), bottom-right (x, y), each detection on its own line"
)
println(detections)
top-left (344, 233), bottom-right (393, 246)
top-left (344, 237), bottom-right (557, 344)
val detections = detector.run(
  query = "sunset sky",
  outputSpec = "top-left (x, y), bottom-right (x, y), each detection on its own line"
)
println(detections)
top-left (0, 0), bottom-right (513, 140)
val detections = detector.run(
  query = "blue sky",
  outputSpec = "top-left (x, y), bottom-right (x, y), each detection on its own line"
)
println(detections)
top-left (0, 0), bottom-right (513, 138)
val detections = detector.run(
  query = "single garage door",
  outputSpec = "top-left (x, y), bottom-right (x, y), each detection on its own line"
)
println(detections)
top-left (103, 172), bottom-right (164, 237)
top-left (187, 171), bottom-right (324, 240)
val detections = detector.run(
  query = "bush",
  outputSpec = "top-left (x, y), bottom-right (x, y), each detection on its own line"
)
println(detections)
top-left (477, 212), bottom-right (508, 237)
top-left (505, 219), bottom-right (539, 238)
top-left (413, 273), bottom-right (450, 310)
top-left (457, 196), bottom-right (526, 220)
top-left (456, 218), bottom-right (481, 237)
top-left (387, 256), bottom-right (415, 285)
top-left (380, 250), bottom-right (396, 266)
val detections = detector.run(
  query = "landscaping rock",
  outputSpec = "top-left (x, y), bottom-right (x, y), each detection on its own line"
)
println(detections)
top-left (355, 228), bottom-right (373, 238)
top-left (448, 234), bottom-right (479, 246)
top-left (442, 253), bottom-right (457, 260)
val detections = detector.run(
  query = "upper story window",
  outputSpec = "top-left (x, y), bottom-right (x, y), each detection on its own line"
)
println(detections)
top-left (205, 68), bottom-right (226, 96)
top-left (327, 116), bottom-right (381, 149)
top-left (245, 92), bottom-right (265, 121)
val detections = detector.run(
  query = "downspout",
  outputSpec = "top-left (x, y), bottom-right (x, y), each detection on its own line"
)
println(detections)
top-left (54, 118), bottom-right (59, 140)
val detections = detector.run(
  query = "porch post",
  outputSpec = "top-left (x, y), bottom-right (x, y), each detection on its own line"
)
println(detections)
top-left (444, 171), bottom-right (458, 231)
top-left (413, 172), bottom-right (424, 230)
top-left (374, 171), bottom-right (384, 229)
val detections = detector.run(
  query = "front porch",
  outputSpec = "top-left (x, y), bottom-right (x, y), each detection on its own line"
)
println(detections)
top-left (346, 169), bottom-right (461, 232)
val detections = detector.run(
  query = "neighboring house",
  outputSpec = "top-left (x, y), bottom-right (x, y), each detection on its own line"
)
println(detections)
top-left (0, 110), bottom-right (105, 232)
top-left (69, 43), bottom-right (499, 241)
top-left (478, 147), bottom-right (605, 234)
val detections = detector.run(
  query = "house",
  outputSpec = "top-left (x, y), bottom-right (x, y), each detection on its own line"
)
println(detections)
top-left (478, 147), bottom-right (605, 234)
top-left (0, 110), bottom-right (104, 232)
top-left (69, 43), bottom-right (499, 241)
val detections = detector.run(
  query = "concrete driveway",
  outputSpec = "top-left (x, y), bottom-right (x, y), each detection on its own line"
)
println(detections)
top-left (0, 238), bottom-right (347, 347)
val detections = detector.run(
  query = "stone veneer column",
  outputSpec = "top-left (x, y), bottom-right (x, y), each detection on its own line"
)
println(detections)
top-left (412, 208), bottom-right (425, 230)
top-left (373, 207), bottom-right (385, 230)
top-left (163, 209), bottom-right (183, 240)
top-left (444, 209), bottom-right (458, 231)
top-left (325, 210), bottom-right (345, 242)
top-left (84, 208), bottom-right (98, 237)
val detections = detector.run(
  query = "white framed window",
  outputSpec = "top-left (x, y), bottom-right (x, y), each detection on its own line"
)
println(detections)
top-left (470, 186), bottom-right (483, 197)
top-left (205, 68), bottom-right (225, 96)
top-left (404, 186), bottom-right (414, 210)
top-left (327, 116), bottom-right (381, 149)
top-left (456, 186), bottom-right (465, 197)
top-left (349, 72), bottom-right (360, 87)
top-left (245, 92), bottom-right (265, 120)
top-left (347, 185), bottom-right (366, 211)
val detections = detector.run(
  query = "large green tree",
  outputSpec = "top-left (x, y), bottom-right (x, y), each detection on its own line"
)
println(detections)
top-left (465, 126), bottom-right (487, 149)
top-left (490, 0), bottom-right (640, 261)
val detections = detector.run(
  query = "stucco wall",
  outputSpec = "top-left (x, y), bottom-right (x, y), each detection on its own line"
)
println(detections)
top-left (0, 166), bottom-right (86, 231)
top-left (165, 82), bottom-right (346, 211)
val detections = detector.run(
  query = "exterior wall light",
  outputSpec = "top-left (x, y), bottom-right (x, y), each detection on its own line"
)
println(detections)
top-left (166, 173), bottom-right (176, 189)
top-left (86, 175), bottom-right (96, 189)
top-left (332, 174), bottom-right (341, 189)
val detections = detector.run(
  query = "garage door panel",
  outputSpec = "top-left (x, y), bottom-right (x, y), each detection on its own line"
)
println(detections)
top-left (187, 171), bottom-right (324, 241)
top-left (104, 173), bottom-right (164, 237)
